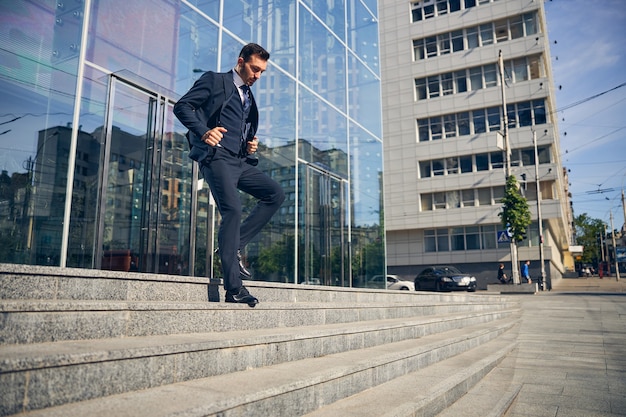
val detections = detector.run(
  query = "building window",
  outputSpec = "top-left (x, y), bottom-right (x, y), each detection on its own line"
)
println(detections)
top-left (475, 153), bottom-right (489, 171)
top-left (466, 226), bottom-right (480, 250)
top-left (462, 189), bottom-right (475, 206)
top-left (412, 12), bottom-right (539, 60)
top-left (419, 161), bottom-right (431, 178)
top-left (421, 193), bottom-right (433, 211)
top-left (460, 155), bottom-right (473, 172)
top-left (451, 227), bottom-right (465, 250)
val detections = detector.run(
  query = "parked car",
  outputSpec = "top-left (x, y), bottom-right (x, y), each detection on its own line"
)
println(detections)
top-left (300, 278), bottom-right (321, 285)
top-left (414, 266), bottom-right (477, 292)
top-left (367, 275), bottom-right (415, 291)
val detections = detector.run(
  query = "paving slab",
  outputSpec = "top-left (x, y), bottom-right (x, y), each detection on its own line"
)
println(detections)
top-left (500, 277), bottom-right (626, 417)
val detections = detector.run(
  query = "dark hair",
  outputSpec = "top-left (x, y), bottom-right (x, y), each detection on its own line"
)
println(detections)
top-left (239, 43), bottom-right (270, 62)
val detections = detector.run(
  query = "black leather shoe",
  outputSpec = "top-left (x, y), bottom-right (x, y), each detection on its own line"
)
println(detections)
top-left (225, 286), bottom-right (258, 307)
top-left (236, 251), bottom-right (251, 278)
top-left (215, 248), bottom-right (251, 278)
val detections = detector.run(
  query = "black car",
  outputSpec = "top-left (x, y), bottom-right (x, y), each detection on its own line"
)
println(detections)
top-left (414, 266), bottom-right (477, 292)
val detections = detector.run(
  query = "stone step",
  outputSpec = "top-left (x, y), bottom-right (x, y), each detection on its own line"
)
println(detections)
top-left (303, 323), bottom-right (520, 417)
top-left (0, 263), bottom-right (512, 304)
top-left (0, 299), bottom-right (517, 344)
top-left (0, 309), bottom-right (519, 415)
top-left (4, 317), bottom-right (519, 417)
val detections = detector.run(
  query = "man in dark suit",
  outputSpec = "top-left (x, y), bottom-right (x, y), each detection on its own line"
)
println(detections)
top-left (174, 43), bottom-right (285, 306)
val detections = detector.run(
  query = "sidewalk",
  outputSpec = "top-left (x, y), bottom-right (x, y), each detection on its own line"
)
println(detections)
top-left (500, 276), bottom-right (626, 416)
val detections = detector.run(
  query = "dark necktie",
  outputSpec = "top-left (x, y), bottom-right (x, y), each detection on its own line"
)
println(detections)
top-left (241, 85), bottom-right (251, 111)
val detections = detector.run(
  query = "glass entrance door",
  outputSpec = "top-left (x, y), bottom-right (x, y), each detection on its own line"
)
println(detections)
top-left (299, 163), bottom-right (349, 286)
top-left (96, 77), bottom-right (193, 274)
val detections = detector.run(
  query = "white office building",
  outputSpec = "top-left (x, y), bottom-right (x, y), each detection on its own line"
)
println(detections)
top-left (379, 0), bottom-right (575, 287)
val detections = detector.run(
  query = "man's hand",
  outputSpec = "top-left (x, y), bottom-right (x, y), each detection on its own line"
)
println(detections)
top-left (202, 126), bottom-right (227, 146)
top-left (247, 137), bottom-right (259, 154)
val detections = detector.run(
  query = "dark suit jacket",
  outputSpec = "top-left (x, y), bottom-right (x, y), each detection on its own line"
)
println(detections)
top-left (173, 70), bottom-right (259, 163)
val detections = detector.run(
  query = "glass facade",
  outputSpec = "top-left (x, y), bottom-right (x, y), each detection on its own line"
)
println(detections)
top-left (0, 0), bottom-right (384, 286)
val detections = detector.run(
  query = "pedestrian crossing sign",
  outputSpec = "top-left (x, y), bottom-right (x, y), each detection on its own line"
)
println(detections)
top-left (497, 230), bottom-right (510, 244)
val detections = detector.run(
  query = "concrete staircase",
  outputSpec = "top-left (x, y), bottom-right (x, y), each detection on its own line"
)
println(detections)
top-left (0, 264), bottom-right (521, 416)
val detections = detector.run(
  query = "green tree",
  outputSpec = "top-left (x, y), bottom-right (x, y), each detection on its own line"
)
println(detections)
top-left (574, 213), bottom-right (606, 265)
top-left (498, 175), bottom-right (531, 242)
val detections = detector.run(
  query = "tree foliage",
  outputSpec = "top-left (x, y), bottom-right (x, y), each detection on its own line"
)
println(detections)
top-left (498, 175), bottom-right (532, 242)
top-left (574, 213), bottom-right (606, 265)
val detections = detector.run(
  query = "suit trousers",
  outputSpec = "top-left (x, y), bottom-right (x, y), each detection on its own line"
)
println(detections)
top-left (199, 147), bottom-right (285, 292)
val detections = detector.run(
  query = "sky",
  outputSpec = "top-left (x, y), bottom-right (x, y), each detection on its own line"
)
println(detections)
top-left (543, 0), bottom-right (626, 231)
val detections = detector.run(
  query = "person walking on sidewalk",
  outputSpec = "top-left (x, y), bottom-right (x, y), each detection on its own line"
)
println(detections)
top-left (174, 43), bottom-right (285, 306)
top-left (497, 263), bottom-right (510, 284)
top-left (521, 260), bottom-right (531, 284)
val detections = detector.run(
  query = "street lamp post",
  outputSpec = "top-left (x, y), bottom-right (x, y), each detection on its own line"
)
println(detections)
top-left (610, 211), bottom-right (621, 281)
top-left (533, 130), bottom-right (546, 289)
top-left (499, 50), bottom-right (520, 284)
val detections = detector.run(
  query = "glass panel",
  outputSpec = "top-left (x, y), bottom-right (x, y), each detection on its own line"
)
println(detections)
top-left (431, 117), bottom-right (442, 140)
top-left (451, 227), bottom-right (464, 250)
top-left (299, 164), bottom-right (348, 286)
top-left (493, 186), bottom-right (504, 203)
top-left (299, 88), bottom-right (348, 177)
top-left (533, 100), bottom-right (546, 125)
top-left (477, 188), bottom-right (491, 205)
top-left (302, 0), bottom-right (345, 39)
top-left (460, 155), bottom-right (473, 172)
top-left (350, 125), bottom-right (384, 287)
top-left (484, 64), bottom-right (497, 87)
top-left (523, 12), bottom-right (537, 36)
top-left (479, 23), bottom-right (493, 46)
top-left (481, 225), bottom-right (496, 249)
top-left (462, 190), bottom-right (475, 206)
top-left (349, 53), bottom-right (382, 137)
top-left (518, 102), bottom-right (532, 126)
top-left (451, 30), bottom-right (464, 52)
top-left (347, 0), bottom-right (379, 75)
top-left (444, 114), bottom-right (457, 138)
top-left (466, 226), bottom-right (480, 250)
top-left (466, 27), bottom-right (479, 49)
top-left (447, 191), bottom-right (460, 208)
top-left (418, 119), bottom-right (430, 142)
top-left (434, 192), bottom-right (446, 208)
top-left (425, 36), bottom-right (438, 57)
top-left (175, 4), bottom-right (219, 94)
top-left (89, 0), bottom-right (178, 90)
top-left (428, 76), bottom-right (441, 98)
top-left (424, 229), bottom-right (436, 252)
top-left (476, 153), bottom-right (489, 171)
top-left (415, 78), bottom-right (427, 100)
top-left (413, 39), bottom-right (425, 60)
top-left (538, 146), bottom-right (551, 164)
top-left (473, 110), bottom-right (486, 134)
top-left (441, 73), bottom-right (454, 95)
top-left (438, 34), bottom-right (451, 55)
top-left (100, 82), bottom-right (156, 272)
top-left (469, 67), bottom-right (483, 91)
top-left (157, 101), bottom-right (193, 275)
top-left (513, 58), bottom-right (528, 82)
top-left (0, 1), bottom-right (84, 266)
top-left (490, 151), bottom-right (504, 169)
top-left (494, 18), bottom-right (508, 42)
top-left (487, 107), bottom-right (500, 131)
top-left (421, 194), bottom-right (433, 211)
top-left (436, 228), bottom-right (449, 251)
top-left (420, 161), bottom-right (432, 178)
top-left (432, 159), bottom-right (445, 176)
top-left (529, 55), bottom-right (541, 79)
top-left (510, 15), bottom-right (524, 39)
top-left (69, 67), bottom-right (107, 268)
top-left (300, 7), bottom-right (347, 112)
top-left (447, 156), bottom-right (459, 174)
top-left (455, 70), bottom-right (467, 93)
top-left (521, 148), bottom-right (535, 166)
top-left (458, 112), bottom-right (470, 135)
